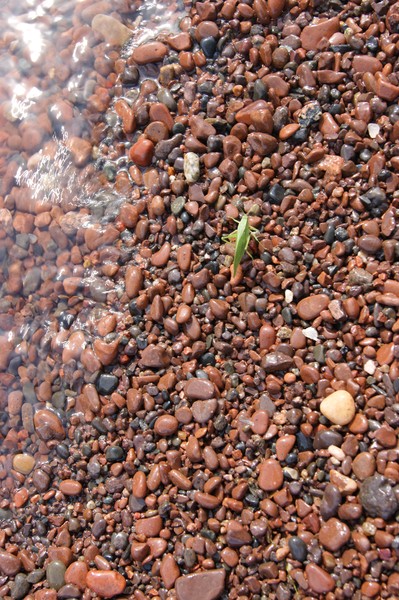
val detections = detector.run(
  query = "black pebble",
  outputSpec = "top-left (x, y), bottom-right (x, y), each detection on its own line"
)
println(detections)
top-left (96, 374), bottom-right (119, 395)
top-left (200, 36), bottom-right (217, 58)
top-left (289, 536), bottom-right (308, 562)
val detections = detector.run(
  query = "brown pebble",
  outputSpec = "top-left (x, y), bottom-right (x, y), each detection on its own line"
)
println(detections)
top-left (140, 344), bottom-right (170, 369)
top-left (300, 17), bottom-right (340, 51)
top-left (319, 518), bottom-right (350, 551)
top-left (185, 378), bottom-right (215, 400)
top-left (352, 452), bottom-right (376, 480)
top-left (175, 569), bottom-right (225, 600)
top-left (33, 409), bottom-right (65, 441)
top-left (0, 549), bottom-right (21, 576)
top-left (154, 415), bottom-right (179, 436)
top-left (297, 294), bottom-right (330, 320)
top-left (86, 570), bottom-right (126, 598)
top-left (136, 515), bottom-right (163, 537)
top-left (305, 563), bottom-right (335, 593)
top-left (258, 458), bottom-right (284, 491)
top-left (160, 554), bottom-right (180, 589)
top-left (59, 480), bottom-right (82, 496)
top-left (131, 42), bottom-right (168, 65)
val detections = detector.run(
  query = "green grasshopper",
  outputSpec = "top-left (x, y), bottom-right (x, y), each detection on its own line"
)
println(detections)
top-left (222, 213), bottom-right (260, 276)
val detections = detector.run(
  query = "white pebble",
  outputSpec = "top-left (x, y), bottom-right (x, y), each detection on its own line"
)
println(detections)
top-left (320, 390), bottom-right (356, 426)
top-left (328, 445), bottom-right (345, 461)
top-left (184, 152), bottom-right (200, 183)
top-left (368, 123), bottom-right (380, 139)
top-left (364, 360), bottom-right (376, 375)
top-left (285, 289), bottom-right (293, 304)
top-left (302, 327), bottom-right (318, 341)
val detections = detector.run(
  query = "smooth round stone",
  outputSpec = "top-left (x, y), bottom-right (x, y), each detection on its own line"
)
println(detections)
top-left (352, 452), bottom-right (376, 480)
top-left (288, 536), bottom-right (307, 562)
top-left (0, 549), bottom-right (21, 576)
top-left (91, 14), bottom-right (132, 45)
top-left (154, 415), bottom-right (179, 436)
top-left (96, 374), bottom-right (119, 395)
top-left (314, 429), bottom-right (343, 449)
top-left (12, 454), bottom-right (35, 475)
top-left (129, 138), bottom-right (154, 167)
top-left (132, 42), bottom-right (168, 64)
top-left (105, 446), bottom-right (125, 463)
top-left (86, 570), bottom-right (126, 598)
top-left (296, 294), bottom-right (329, 320)
top-left (359, 474), bottom-right (398, 520)
top-left (135, 515), bottom-right (162, 537)
top-left (320, 391), bottom-right (356, 426)
top-left (140, 344), bottom-right (170, 368)
top-left (11, 573), bottom-right (30, 599)
top-left (258, 459), bottom-right (284, 491)
top-left (64, 561), bottom-right (88, 590)
top-left (319, 518), bottom-right (350, 551)
top-left (185, 378), bottom-right (215, 400)
top-left (46, 560), bottom-right (66, 590)
top-left (59, 480), bottom-right (82, 496)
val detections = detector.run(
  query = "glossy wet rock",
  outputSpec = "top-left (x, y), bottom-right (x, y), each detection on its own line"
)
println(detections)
top-left (86, 570), bottom-right (126, 598)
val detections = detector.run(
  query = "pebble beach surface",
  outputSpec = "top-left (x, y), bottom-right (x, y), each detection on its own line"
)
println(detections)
top-left (1, 0), bottom-right (399, 599)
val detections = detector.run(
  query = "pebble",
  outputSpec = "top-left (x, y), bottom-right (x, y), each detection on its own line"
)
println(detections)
top-left (33, 409), bottom-right (65, 441)
top-left (64, 562), bottom-right (88, 590)
top-left (258, 458), bottom-right (284, 491)
top-left (185, 378), bottom-right (215, 400)
top-left (184, 152), bottom-right (200, 183)
top-left (140, 344), bottom-right (170, 369)
top-left (59, 480), bottom-right (82, 496)
top-left (129, 138), bottom-right (154, 167)
top-left (91, 14), bottom-right (132, 45)
top-left (86, 570), bottom-right (126, 598)
top-left (352, 452), bottom-right (376, 481)
top-left (12, 453), bottom-right (35, 474)
top-left (288, 536), bottom-right (307, 562)
top-left (175, 569), bottom-right (225, 600)
top-left (0, 550), bottom-right (21, 576)
top-left (136, 515), bottom-right (162, 537)
top-left (160, 554), bottom-right (180, 589)
top-left (296, 294), bottom-right (329, 320)
top-left (319, 518), bottom-right (350, 551)
top-left (11, 573), bottom-right (30, 599)
top-left (154, 415), bottom-right (179, 436)
top-left (132, 42), bottom-right (168, 65)
top-left (261, 352), bottom-right (293, 373)
top-left (305, 563), bottom-right (335, 593)
top-left (359, 474), bottom-right (398, 520)
top-left (320, 391), bottom-right (356, 426)
top-left (300, 17), bottom-right (340, 51)
top-left (46, 560), bottom-right (66, 590)
top-left (191, 399), bottom-right (217, 423)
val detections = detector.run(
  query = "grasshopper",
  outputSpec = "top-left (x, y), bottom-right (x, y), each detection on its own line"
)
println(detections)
top-left (222, 213), bottom-right (260, 276)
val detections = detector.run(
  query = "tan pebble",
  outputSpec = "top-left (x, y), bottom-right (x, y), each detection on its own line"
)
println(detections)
top-left (12, 454), bottom-right (35, 475)
top-left (329, 470), bottom-right (358, 495)
top-left (91, 14), bottom-right (132, 45)
top-left (59, 480), bottom-right (82, 496)
top-left (320, 390), bottom-right (356, 426)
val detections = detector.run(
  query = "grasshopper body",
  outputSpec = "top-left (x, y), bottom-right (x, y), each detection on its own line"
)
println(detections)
top-left (222, 214), bottom-right (259, 275)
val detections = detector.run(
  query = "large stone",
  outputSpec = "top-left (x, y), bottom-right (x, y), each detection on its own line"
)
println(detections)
top-left (175, 569), bottom-right (225, 600)
top-left (139, 345), bottom-right (170, 369)
top-left (320, 391), bottom-right (356, 426)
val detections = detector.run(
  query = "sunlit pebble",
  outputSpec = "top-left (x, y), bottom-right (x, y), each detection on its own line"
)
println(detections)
top-left (364, 360), bottom-right (376, 375)
top-left (302, 327), bottom-right (318, 341)
top-left (328, 445), bottom-right (345, 462)
top-left (368, 123), bottom-right (380, 139)
top-left (285, 289), bottom-right (294, 303)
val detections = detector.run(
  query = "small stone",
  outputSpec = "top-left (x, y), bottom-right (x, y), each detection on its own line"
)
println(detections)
top-left (11, 573), bottom-right (30, 599)
top-left (160, 554), bottom-right (180, 590)
top-left (185, 378), bottom-right (215, 400)
top-left (320, 391), bottom-right (356, 426)
top-left (261, 352), bottom-right (293, 373)
top-left (136, 515), bottom-right (163, 537)
top-left (184, 152), bottom-right (200, 183)
top-left (297, 294), bottom-right (329, 320)
top-left (288, 537), bottom-right (307, 562)
top-left (65, 561), bottom-right (88, 590)
top-left (359, 474), bottom-right (398, 520)
top-left (258, 458), bottom-right (284, 491)
top-left (92, 14), bottom-right (132, 45)
top-left (34, 409), bottom-right (65, 441)
top-left (131, 42), bottom-right (168, 65)
top-left (154, 415), bottom-right (179, 436)
top-left (12, 454), bottom-right (35, 475)
top-left (225, 522), bottom-right (252, 547)
top-left (140, 344), bottom-right (170, 369)
top-left (96, 374), bottom-right (119, 395)
top-left (352, 452), bottom-right (376, 481)
top-left (46, 560), bottom-right (66, 591)
top-left (305, 564), bottom-right (335, 594)
top-left (129, 138), bottom-right (154, 167)
top-left (300, 17), bottom-right (340, 51)
top-left (0, 549), bottom-right (21, 576)
top-left (175, 569), bottom-right (226, 600)
top-left (319, 518), bottom-right (350, 551)
top-left (86, 570), bottom-right (126, 598)
top-left (59, 480), bottom-right (82, 496)
top-left (191, 399), bottom-right (217, 423)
